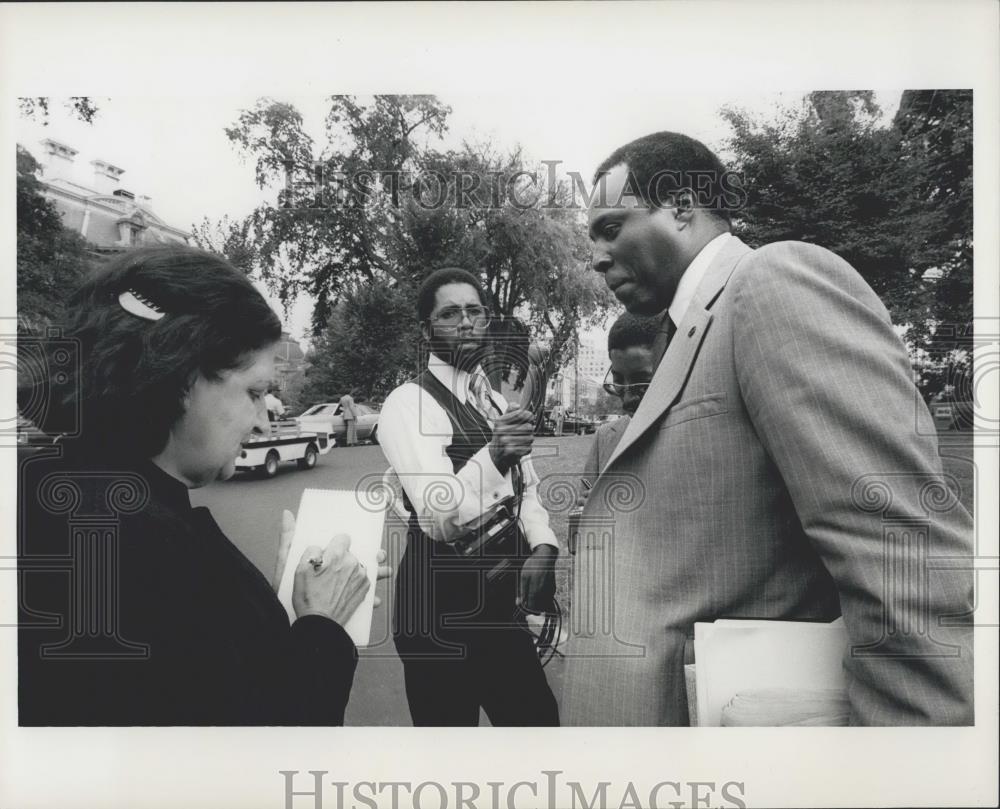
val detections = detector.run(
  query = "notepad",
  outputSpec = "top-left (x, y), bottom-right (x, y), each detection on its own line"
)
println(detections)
top-left (693, 618), bottom-right (848, 726)
top-left (276, 488), bottom-right (385, 647)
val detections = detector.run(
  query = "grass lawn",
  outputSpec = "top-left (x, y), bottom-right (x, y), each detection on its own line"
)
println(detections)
top-left (531, 433), bottom-right (595, 543)
top-left (530, 433), bottom-right (595, 606)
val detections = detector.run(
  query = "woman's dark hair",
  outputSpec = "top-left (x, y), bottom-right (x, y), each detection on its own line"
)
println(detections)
top-left (21, 245), bottom-right (282, 458)
top-left (416, 267), bottom-right (489, 322)
top-left (607, 312), bottom-right (662, 352)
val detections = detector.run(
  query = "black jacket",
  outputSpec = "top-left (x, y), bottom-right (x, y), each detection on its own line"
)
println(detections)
top-left (18, 447), bottom-right (357, 726)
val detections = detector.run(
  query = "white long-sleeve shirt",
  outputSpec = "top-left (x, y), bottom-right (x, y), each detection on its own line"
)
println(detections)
top-left (378, 357), bottom-right (558, 551)
top-left (264, 393), bottom-right (285, 417)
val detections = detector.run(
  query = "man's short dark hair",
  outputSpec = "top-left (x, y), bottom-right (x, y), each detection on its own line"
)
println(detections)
top-left (416, 267), bottom-right (489, 322)
top-left (608, 312), bottom-right (662, 352)
top-left (594, 131), bottom-right (733, 224)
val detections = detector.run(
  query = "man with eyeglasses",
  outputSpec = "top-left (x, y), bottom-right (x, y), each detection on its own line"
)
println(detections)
top-left (378, 267), bottom-right (560, 726)
top-left (581, 313), bottom-right (661, 494)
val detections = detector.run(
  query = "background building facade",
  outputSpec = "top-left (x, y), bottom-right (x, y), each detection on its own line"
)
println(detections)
top-left (33, 137), bottom-right (191, 253)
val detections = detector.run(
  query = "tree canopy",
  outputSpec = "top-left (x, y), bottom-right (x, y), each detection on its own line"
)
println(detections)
top-left (202, 95), bottom-right (613, 397)
top-left (19, 97), bottom-right (101, 125)
top-left (722, 90), bottom-right (972, 400)
top-left (16, 145), bottom-right (95, 333)
top-left (293, 282), bottom-right (417, 407)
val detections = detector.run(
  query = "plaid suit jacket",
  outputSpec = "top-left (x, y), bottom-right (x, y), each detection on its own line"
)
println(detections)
top-left (561, 237), bottom-right (974, 726)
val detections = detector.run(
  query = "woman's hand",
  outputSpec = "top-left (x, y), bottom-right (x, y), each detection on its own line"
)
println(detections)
top-left (293, 534), bottom-right (369, 625)
top-left (275, 510), bottom-right (394, 610)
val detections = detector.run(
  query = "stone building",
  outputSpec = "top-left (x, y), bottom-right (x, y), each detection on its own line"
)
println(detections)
top-left (32, 137), bottom-right (190, 253)
top-left (548, 336), bottom-right (608, 408)
top-left (273, 331), bottom-right (306, 392)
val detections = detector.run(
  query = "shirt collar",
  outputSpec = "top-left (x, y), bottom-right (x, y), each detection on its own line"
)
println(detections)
top-left (141, 458), bottom-right (194, 513)
top-left (62, 442), bottom-right (193, 514)
top-left (668, 231), bottom-right (732, 327)
top-left (427, 354), bottom-right (480, 405)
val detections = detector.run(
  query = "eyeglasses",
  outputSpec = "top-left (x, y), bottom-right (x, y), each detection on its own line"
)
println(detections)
top-left (602, 367), bottom-right (651, 398)
top-left (429, 305), bottom-right (492, 328)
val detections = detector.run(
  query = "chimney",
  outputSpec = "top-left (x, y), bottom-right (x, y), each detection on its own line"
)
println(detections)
top-left (91, 159), bottom-right (125, 195)
top-left (39, 138), bottom-right (78, 179)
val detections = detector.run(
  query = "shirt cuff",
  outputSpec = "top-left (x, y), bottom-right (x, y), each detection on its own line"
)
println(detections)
top-left (525, 532), bottom-right (560, 552)
top-left (470, 444), bottom-right (514, 508)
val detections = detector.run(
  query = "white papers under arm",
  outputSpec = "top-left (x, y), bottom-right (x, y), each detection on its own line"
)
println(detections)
top-left (692, 619), bottom-right (848, 726)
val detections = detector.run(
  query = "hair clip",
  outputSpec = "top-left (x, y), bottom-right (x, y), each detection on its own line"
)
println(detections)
top-left (118, 289), bottom-right (166, 321)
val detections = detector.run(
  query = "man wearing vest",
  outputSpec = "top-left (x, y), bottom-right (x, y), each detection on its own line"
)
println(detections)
top-left (379, 267), bottom-right (560, 726)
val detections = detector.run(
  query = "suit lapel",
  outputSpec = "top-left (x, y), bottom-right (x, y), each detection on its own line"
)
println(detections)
top-left (603, 236), bottom-right (752, 471)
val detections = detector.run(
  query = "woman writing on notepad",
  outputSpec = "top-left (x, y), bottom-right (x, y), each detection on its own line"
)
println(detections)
top-left (18, 246), bottom-right (388, 725)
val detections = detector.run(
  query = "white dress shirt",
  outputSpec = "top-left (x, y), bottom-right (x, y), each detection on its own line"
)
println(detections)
top-left (378, 355), bottom-right (558, 550)
top-left (668, 231), bottom-right (732, 327)
top-left (264, 392), bottom-right (285, 417)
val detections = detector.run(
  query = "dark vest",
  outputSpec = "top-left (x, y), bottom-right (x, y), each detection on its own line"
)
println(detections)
top-left (393, 369), bottom-right (518, 647)
top-left (418, 368), bottom-right (495, 471)
top-left (399, 368), bottom-right (497, 515)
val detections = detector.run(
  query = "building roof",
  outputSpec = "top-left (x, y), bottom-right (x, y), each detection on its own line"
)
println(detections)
top-left (30, 141), bottom-right (191, 252)
top-left (275, 333), bottom-right (306, 364)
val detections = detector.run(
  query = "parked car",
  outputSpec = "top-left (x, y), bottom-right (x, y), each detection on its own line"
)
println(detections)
top-left (540, 408), bottom-right (596, 435)
top-left (929, 400), bottom-right (972, 431)
top-left (565, 413), bottom-right (597, 434)
top-left (235, 418), bottom-right (333, 478)
top-left (297, 401), bottom-right (380, 444)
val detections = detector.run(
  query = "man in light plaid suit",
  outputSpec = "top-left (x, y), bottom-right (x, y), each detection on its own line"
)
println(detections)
top-left (561, 131), bottom-right (974, 726)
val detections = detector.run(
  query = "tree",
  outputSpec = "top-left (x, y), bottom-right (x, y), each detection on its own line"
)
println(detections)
top-left (16, 145), bottom-right (95, 332)
top-left (721, 90), bottom-right (973, 399)
top-left (191, 215), bottom-right (258, 276)
top-left (216, 95), bottom-right (451, 324)
top-left (206, 95), bottom-right (614, 393)
top-left (19, 97), bottom-right (101, 125)
top-left (891, 90), bottom-right (973, 405)
top-left (721, 92), bottom-right (910, 299)
top-left (394, 142), bottom-right (613, 384)
top-left (296, 283), bottom-right (418, 404)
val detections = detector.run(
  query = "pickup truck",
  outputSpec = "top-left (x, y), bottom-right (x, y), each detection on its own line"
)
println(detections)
top-left (235, 419), bottom-right (334, 478)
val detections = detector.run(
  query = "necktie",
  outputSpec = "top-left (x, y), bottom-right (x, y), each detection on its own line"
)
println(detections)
top-left (651, 312), bottom-right (677, 368)
top-left (468, 370), bottom-right (496, 424)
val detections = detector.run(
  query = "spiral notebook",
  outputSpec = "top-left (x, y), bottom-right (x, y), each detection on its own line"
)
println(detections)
top-left (276, 487), bottom-right (385, 647)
